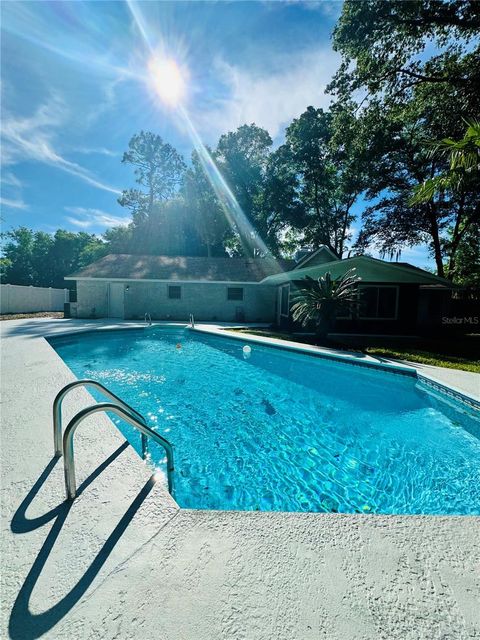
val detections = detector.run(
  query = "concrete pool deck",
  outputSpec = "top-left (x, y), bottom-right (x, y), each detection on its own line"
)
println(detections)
top-left (1, 317), bottom-right (479, 639)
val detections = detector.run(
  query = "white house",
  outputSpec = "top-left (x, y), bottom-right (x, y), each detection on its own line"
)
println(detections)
top-left (66, 246), bottom-right (454, 333)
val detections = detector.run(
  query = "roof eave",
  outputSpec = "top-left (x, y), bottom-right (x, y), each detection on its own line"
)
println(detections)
top-left (292, 245), bottom-right (339, 270)
top-left (260, 255), bottom-right (457, 287)
top-left (64, 276), bottom-right (269, 285)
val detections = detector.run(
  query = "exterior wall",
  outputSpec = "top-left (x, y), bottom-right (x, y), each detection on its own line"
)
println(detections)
top-left (125, 282), bottom-right (276, 322)
top-left (75, 280), bottom-right (277, 322)
top-left (75, 280), bottom-right (109, 318)
top-left (417, 289), bottom-right (477, 335)
top-left (0, 284), bottom-right (69, 314)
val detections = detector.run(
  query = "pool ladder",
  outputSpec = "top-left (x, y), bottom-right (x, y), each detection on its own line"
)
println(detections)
top-left (53, 380), bottom-right (174, 500)
top-left (189, 313), bottom-right (195, 328)
top-left (144, 312), bottom-right (152, 326)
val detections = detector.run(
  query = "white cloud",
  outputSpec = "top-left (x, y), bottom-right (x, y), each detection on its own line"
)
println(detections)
top-left (264, 0), bottom-right (342, 17)
top-left (74, 147), bottom-right (118, 157)
top-left (1, 171), bottom-right (23, 188)
top-left (64, 207), bottom-right (130, 229)
top-left (1, 96), bottom-right (121, 195)
top-left (192, 47), bottom-right (340, 140)
top-left (0, 196), bottom-right (29, 210)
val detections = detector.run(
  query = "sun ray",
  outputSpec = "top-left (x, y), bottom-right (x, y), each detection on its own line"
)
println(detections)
top-left (4, 0), bottom-right (283, 264)
top-left (179, 106), bottom-right (276, 258)
top-left (123, 1), bottom-right (280, 258)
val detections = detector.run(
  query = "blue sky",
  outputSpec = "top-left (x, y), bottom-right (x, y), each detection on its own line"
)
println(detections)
top-left (1, 0), bottom-right (432, 268)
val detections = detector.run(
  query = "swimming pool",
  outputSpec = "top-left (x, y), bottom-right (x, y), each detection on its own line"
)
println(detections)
top-left (49, 327), bottom-right (480, 515)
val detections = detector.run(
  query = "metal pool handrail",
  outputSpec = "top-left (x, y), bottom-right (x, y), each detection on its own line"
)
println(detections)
top-left (53, 379), bottom-right (175, 499)
top-left (62, 402), bottom-right (174, 500)
top-left (189, 313), bottom-right (195, 328)
top-left (53, 379), bottom-right (146, 457)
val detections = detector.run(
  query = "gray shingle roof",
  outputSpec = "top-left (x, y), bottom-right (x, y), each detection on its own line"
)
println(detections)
top-left (66, 254), bottom-right (293, 283)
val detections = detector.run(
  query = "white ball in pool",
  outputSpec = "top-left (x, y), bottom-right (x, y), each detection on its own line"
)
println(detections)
top-left (242, 345), bottom-right (251, 358)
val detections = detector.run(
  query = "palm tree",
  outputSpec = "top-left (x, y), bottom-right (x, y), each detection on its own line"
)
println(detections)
top-left (410, 121), bottom-right (480, 279)
top-left (410, 120), bottom-right (480, 203)
top-left (290, 268), bottom-right (361, 344)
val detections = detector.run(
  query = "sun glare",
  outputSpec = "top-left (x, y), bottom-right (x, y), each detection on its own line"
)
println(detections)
top-left (148, 57), bottom-right (186, 106)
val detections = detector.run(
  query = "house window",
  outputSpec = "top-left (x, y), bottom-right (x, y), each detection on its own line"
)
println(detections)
top-left (227, 287), bottom-right (244, 301)
top-left (359, 286), bottom-right (398, 319)
top-left (280, 284), bottom-right (290, 316)
top-left (168, 285), bottom-right (182, 299)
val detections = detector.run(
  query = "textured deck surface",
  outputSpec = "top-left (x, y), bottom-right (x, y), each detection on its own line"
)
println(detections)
top-left (1, 318), bottom-right (479, 639)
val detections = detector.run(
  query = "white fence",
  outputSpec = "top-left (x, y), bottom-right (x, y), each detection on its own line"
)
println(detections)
top-left (0, 284), bottom-right (70, 314)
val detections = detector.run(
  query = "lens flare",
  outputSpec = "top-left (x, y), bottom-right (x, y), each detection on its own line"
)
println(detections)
top-left (148, 57), bottom-right (185, 106)
top-left (125, 1), bottom-right (283, 266)
top-left (179, 105), bottom-right (276, 258)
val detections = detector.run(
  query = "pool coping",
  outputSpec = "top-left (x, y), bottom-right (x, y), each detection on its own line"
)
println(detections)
top-left (2, 318), bottom-right (480, 639)
top-left (190, 324), bottom-right (418, 375)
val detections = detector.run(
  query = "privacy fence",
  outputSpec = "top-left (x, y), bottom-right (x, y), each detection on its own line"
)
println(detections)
top-left (0, 284), bottom-right (70, 314)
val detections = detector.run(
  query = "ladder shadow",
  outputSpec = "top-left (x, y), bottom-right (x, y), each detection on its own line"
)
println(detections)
top-left (8, 441), bottom-right (154, 640)
top-left (11, 441), bottom-right (129, 534)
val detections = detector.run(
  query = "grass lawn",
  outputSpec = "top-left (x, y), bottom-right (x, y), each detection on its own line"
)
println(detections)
top-left (228, 328), bottom-right (480, 373)
top-left (364, 345), bottom-right (480, 373)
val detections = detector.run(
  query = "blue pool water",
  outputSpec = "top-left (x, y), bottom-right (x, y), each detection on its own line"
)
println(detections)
top-left (49, 327), bottom-right (480, 515)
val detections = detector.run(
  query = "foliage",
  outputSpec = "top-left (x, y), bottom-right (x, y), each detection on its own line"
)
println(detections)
top-left (291, 269), bottom-right (361, 341)
top-left (354, 103), bottom-right (480, 275)
top-left (448, 223), bottom-right (480, 287)
top-left (407, 121), bottom-right (480, 279)
top-left (332, 0), bottom-right (480, 279)
top-left (102, 225), bottom-right (133, 254)
top-left (127, 199), bottom-right (216, 256)
top-left (118, 131), bottom-right (186, 223)
top-left (269, 105), bottom-right (365, 257)
top-left (331, 0), bottom-right (480, 106)
top-left (353, 102), bottom-right (454, 272)
top-left (259, 146), bottom-right (305, 255)
top-left (1, 228), bottom-right (107, 288)
top-left (182, 150), bottom-right (229, 257)
top-left (215, 123), bottom-right (274, 255)
top-left (411, 120), bottom-right (480, 201)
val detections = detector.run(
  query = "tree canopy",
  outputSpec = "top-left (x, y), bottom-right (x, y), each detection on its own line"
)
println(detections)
top-left (3, 0), bottom-right (479, 288)
top-left (118, 131), bottom-right (186, 224)
top-left (1, 228), bottom-right (106, 288)
top-left (331, 0), bottom-right (480, 107)
top-left (331, 0), bottom-right (479, 278)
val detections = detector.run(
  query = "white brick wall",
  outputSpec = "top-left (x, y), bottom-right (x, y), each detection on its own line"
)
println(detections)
top-left (75, 281), bottom-right (109, 318)
top-left (74, 280), bottom-right (277, 322)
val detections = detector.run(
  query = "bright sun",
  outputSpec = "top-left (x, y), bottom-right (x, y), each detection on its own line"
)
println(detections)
top-left (148, 57), bottom-right (186, 106)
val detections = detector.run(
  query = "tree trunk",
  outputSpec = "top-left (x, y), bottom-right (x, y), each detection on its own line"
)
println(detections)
top-left (315, 308), bottom-right (336, 345)
top-left (338, 205), bottom-right (350, 258)
top-left (446, 193), bottom-right (475, 277)
top-left (427, 203), bottom-right (445, 278)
